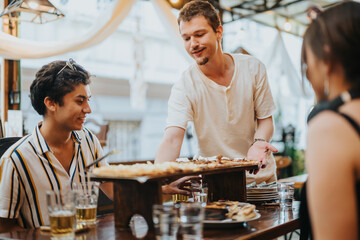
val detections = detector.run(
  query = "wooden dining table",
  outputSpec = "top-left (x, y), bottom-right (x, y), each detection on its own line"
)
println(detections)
top-left (0, 202), bottom-right (300, 240)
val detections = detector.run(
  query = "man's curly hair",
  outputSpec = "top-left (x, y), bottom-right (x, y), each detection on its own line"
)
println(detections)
top-left (30, 60), bottom-right (91, 116)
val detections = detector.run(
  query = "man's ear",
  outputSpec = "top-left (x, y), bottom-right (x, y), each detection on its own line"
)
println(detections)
top-left (216, 25), bottom-right (223, 41)
top-left (44, 97), bottom-right (57, 113)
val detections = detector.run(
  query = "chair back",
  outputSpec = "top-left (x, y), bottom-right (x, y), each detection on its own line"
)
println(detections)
top-left (0, 137), bottom-right (22, 157)
top-left (275, 156), bottom-right (292, 179)
top-left (84, 119), bottom-right (109, 147)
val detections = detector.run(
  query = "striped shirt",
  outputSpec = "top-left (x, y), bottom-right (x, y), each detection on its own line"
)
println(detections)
top-left (0, 122), bottom-right (107, 228)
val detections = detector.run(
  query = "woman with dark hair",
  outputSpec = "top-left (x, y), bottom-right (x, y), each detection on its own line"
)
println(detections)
top-left (300, 1), bottom-right (360, 239)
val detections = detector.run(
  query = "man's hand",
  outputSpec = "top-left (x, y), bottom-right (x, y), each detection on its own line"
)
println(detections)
top-left (247, 141), bottom-right (278, 174)
top-left (162, 176), bottom-right (202, 195)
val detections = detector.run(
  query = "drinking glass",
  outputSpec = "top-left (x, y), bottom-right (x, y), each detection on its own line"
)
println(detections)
top-left (193, 186), bottom-right (208, 206)
top-left (152, 204), bottom-right (179, 240)
top-left (179, 202), bottom-right (204, 240)
top-left (279, 207), bottom-right (294, 224)
top-left (73, 181), bottom-right (99, 225)
top-left (172, 193), bottom-right (189, 203)
top-left (277, 182), bottom-right (295, 209)
top-left (46, 190), bottom-right (76, 239)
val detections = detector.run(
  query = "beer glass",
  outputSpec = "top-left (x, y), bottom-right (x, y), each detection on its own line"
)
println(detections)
top-left (73, 181), bottom-right (99, 225)
top-left (46, 190), bottom-right (76, 239)
top-left (172, 194), bottom-right (189, 203)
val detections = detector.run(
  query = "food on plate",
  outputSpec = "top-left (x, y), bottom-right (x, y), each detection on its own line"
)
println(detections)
top-left (228, 203), bottom-right (257, 221)
top-left (205, 201), bottom-right (230, 220)
top-left (205, 201), bottom-right (257, 221)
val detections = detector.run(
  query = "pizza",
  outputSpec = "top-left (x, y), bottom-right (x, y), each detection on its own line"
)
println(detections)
top-left (92, 155), bottom-right (257, 178)
top-left (176, 155), bottom-right (257, 168)
top-left (92, 161), bottom-right (202, 178)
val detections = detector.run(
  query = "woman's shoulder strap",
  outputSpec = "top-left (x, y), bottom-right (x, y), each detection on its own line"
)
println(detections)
top-left (338, 112), bottom-right (360, 137)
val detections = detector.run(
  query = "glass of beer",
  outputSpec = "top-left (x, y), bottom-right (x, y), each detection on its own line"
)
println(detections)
top-left (73, 181), bottom-right (99, 225)
top-left (172, 178), bottom-right (202, 203)
top-left (172, 193), bottom-right (189, 203)
top-left (46, 190), bottom-right (76, 239)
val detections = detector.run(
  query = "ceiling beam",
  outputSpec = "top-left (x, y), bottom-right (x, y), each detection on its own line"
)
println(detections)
top-left (227, 0), bottom-right (305, 19)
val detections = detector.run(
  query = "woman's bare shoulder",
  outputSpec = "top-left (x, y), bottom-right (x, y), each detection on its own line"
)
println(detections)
top-left (308, 110), bottom-right (360, 138)
top-left (306, 110), bottom-right (358, 171)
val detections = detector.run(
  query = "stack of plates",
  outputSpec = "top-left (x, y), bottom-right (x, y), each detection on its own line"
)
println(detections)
top-left (247, 186), bottom-right (279, 203)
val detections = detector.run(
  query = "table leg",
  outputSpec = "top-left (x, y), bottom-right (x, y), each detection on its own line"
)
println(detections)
top-left (113, 180), bottom-right (162, 230)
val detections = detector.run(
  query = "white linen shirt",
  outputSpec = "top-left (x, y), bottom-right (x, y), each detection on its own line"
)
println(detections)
top-left (0, 123), bottom-right (107, 228)
top-left (166, 53), bottom-right (277, 184)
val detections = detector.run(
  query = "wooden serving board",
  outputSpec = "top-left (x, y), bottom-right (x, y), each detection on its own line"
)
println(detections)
top-left (90, 164), bottom-right (258, 231)
top-left (90, 164), bottom-right (258, 182)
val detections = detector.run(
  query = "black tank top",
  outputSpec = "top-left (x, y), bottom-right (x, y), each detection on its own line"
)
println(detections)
top-left (300, 111), bottom-right (360, 240)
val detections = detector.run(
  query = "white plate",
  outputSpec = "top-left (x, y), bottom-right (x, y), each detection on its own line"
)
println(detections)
top-left (247, 189), bottom-right (278, 193)
top-left (204, 212), bottom-right (261, 228)
top-left (247, 198), bottom-right (279, 201)
top-left (247, 194), bottom-right (279, 197)
top-left (247, 191), bottom-right (278, 195)
top-left (247, 195), bottom-right (279, 199)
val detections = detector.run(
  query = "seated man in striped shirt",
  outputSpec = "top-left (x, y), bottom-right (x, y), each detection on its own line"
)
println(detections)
top-left (0, 59), bottom-right (113, 232)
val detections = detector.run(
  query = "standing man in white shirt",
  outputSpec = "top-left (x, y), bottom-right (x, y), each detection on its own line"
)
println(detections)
top-left (155, 0), bottom-right (278, 194)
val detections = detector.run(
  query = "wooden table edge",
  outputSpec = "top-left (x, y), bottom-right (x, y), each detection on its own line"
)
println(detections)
top-left (236, 218), bottom-right (300, 240)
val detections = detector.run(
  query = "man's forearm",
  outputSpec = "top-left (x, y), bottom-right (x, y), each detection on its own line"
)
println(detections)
top-left (254, 116), bottom-right (274, 142)
top-left (155, 127), bottom-right (185, 164)
top-left (155, 140), bottom-right (182, 163)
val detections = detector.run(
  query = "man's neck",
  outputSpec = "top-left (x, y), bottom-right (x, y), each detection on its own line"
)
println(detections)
top-left (198, 52), bottom-right (234, 87)
top-left (40, 119), bottom-right (73, 147)
top-left (40, 118), bottom-right (76, 175)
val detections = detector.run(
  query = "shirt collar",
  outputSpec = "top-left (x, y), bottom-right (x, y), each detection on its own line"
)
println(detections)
top-left (32, 122), bottom-right (81, 155)
top-left (71, 131), bottom-right (81, 144)
top-left (32, 122), bottom-right (51, 155)
top-left (194, 53), bottom-right (237, 90)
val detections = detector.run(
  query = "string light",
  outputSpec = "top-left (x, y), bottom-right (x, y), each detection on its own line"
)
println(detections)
top-left (167, 0), bottom-right (188, 10)
top-left (169, 0), bottom-right (180, 4)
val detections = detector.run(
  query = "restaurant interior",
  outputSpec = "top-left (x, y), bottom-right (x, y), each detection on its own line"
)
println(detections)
top-left (0, 0), bottom-right (354, 239)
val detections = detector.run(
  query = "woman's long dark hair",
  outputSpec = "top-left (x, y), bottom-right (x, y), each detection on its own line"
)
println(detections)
top-left (301, 1), bottom-right (360, 89)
